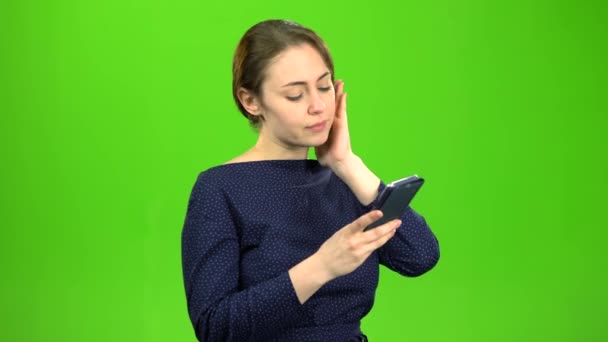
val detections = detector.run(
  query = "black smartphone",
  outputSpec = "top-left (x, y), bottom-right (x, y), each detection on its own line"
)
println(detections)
top-left (365, 175), bottom-right (425, 231)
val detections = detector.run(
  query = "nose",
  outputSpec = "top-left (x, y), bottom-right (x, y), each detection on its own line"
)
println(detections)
top-left (308, 89), bottom-right (326, 115)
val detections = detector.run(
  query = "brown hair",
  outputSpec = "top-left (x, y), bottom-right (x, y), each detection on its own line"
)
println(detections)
top-left (232, 19), bottom-right (335, 126)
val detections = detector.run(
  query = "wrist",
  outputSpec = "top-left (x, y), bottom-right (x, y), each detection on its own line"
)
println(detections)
top-left (330, 153), bottom-right (360, 179)
top-left (331, 154), bottom-right (380, 206)
top-left (288, 252), bottom-right (334, 304)
top-left (307, 252), bottom-right (335, 284)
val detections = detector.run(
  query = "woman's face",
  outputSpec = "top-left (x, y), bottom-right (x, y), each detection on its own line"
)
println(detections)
top-left (256, 44), bottom-right (335, 149)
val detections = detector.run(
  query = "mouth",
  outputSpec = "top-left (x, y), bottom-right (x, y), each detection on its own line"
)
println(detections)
top-left (306, 120), bottom-right (327, 132)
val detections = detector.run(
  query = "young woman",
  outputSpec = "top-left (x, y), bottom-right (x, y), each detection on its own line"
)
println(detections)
top-left (181, 19), bottom-right (440, 342)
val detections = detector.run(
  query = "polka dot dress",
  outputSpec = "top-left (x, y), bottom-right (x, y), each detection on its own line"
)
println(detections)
top-left (181, 160), bottom-right (440, 341)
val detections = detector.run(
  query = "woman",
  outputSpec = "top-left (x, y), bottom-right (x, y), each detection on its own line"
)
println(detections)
top-left (181, 19), bottom-right (440, 341)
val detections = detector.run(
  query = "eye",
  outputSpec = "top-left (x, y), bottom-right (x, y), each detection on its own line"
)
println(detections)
top-left (287, 94), bottom-right (303, 102)
top-left (318, 86), bottom-right (331, 92)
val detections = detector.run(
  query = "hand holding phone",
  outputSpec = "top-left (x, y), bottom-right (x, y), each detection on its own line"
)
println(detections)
top-left (365, 175), bottom-right (425, 231)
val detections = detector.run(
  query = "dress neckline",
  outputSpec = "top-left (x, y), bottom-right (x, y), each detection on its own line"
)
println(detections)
top-left (203, 159), bottom-right (330, 188)
top-left (211, 159), bottom-right (321, 170)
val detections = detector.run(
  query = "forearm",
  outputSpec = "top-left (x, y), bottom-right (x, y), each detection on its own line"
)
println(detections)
top-left (288, 253), bottom-right (333, 304)
top-left (331, 154), bottom-right (381, 206)
top-left (378, 206), bottom-right (440, 276)
top-left (191, 271), bottom-right (310, 341)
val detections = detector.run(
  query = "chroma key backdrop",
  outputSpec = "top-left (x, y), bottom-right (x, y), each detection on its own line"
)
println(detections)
top-left (1, 0), bottom-right (606, 341)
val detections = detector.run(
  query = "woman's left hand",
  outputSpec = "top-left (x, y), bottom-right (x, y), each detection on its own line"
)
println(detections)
top-left (315, 80), bottom-right (355, 169)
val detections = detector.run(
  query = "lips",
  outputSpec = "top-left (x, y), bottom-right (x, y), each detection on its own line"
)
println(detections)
top-left (306, 120), bottom-right (327, 132)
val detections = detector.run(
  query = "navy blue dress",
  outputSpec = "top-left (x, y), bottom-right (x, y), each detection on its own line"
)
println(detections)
top-left (181, 160), bottom-right (440, 341)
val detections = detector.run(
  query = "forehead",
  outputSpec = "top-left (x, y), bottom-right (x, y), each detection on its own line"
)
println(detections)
top-left (264, 44), bottom-right (330, 86)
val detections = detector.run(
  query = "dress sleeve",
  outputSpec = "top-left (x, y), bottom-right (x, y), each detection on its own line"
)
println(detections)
top-left (181, 174), bottom-right (309, 341)
top-left (371, 182), bottom-right (441, 277)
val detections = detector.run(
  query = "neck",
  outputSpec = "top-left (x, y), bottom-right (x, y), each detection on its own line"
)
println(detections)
top-left (250, 129), bottom-right (309, 160)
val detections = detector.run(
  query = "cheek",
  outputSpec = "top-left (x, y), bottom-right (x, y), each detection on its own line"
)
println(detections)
top-left (268, 103), bottom-right (304, 127)
top-left (325, 93), bottom-right (336, 114)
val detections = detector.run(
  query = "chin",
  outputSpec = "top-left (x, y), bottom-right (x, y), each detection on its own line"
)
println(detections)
top-left (307, 134), bottom-right (330, 147)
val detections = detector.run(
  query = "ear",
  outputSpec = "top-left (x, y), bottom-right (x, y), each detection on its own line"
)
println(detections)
top-left (237, 87), bottom-right (263, 117)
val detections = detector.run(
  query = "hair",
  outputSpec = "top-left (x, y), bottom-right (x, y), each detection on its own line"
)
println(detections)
top-left (232, 19), bottom-right (335, 127)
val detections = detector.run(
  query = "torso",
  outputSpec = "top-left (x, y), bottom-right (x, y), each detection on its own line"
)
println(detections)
top-left (199, 160), bottom-right (380, 326)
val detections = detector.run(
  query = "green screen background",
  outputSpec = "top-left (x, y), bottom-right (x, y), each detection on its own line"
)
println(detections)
top-left (1, 0), bottom-right (607, 341)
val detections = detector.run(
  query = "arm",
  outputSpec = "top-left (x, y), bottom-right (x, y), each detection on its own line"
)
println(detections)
top-left (374, 183), bottom-right (440, 276)
top-left (181, 176), bottom-right (310, 341)
top-left (331, 154), bottom-right (381, 206)
top-left (333, 158), bottom-right (440, 277)
top-left (318, 80), bottom-right (439, 277)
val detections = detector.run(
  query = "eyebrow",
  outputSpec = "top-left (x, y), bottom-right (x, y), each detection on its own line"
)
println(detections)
top-left (281, 71), bottom-right (331, 87)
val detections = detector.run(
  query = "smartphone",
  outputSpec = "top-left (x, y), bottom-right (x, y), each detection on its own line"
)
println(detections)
top-left (365, 175), bottom-right (425, 231)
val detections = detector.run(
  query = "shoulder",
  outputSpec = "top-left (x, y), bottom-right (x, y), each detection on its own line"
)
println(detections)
top-left (196, 162), bottom-right (258, 187)
top-left (223, 149), bottom-right (261, 165)
top-left (190, 165), bottom-right (236, 199)
top-left (190, 161), bottom-right (263, 202)
top-left (185, 167), bottom-right (240, 222)
top-left (223, 154), bottom-right (250, 165)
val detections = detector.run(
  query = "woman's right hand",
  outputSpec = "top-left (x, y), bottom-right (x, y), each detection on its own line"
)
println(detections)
top-left (288, 210), bottom-right (400, 304)
top-left (315, 210), bottom-right (401, 280)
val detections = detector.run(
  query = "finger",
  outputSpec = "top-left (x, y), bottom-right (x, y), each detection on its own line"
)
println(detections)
top-left (362, 219), bottom-right (401, 244)
top-left (368, 219), bottom-right (401, 239)
top-left (347, 210), bottom-right (383, 233)
top-left (363, 220), bottom-right (401, 251)
top-left (334, 93), bottom-right (343, 121)
top-left (334, 79), bottom-right (344, 95)
top-left (335, 80), bottom-right (344, 104)
top-left (366, 226), bottom-right (397, 252)
top-left (335, 91), bottom-right (347, 121)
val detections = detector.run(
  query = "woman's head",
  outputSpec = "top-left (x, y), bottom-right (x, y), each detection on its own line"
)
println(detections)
top-left (232, 20), bottom-right (336, 148)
